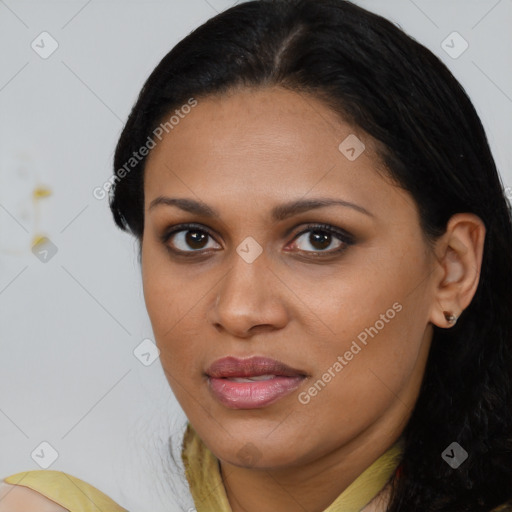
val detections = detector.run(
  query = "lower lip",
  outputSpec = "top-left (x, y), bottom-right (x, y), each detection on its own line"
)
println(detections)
top-left (207, 376), bottom-right (305, 409)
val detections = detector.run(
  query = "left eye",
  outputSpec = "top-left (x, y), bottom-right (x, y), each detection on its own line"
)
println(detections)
top-left (290, 226), bottom-right (351, 254)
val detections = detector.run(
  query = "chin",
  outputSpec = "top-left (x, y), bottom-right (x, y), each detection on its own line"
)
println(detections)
top-left (207, 431), bottom-right (310, 470)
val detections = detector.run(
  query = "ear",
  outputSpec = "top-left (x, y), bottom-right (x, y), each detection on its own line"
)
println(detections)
top-left (429, 213), bottom-right (486, 329)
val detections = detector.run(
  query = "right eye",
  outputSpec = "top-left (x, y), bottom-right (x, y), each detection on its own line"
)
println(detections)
top-left (160, 223), bottom-right (222, 255)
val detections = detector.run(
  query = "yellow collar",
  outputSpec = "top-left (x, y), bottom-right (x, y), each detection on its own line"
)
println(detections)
top-left (181, 423), bottom-right (404, 512)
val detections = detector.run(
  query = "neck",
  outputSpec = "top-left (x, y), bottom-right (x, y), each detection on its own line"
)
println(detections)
top-left (219, 412), bottom-right (405, 512)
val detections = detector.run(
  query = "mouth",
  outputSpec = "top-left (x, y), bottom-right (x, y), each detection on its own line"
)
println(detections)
top-left (205, 356), bottom-right (307, 409)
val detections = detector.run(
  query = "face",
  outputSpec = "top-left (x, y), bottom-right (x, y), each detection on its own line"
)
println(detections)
top-left (141, 86), bottom-right (437, 469)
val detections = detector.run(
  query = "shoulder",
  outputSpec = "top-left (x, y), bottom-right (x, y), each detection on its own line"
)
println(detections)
top-left (1, 471), bottom-right (128, 512)
top-left (0, 481), bottom-right (69, 511)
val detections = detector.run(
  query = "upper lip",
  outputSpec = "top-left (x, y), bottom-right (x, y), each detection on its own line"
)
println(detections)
top-left (206, 356), bottom-right (307, 378)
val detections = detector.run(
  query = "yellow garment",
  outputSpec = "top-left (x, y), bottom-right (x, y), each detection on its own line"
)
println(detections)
top-left (3, 470), bottom-right (127, 512)
top-left (181, 422), bottom-right (405, 512)
top-left (3, 423), bottom-right (404, 511)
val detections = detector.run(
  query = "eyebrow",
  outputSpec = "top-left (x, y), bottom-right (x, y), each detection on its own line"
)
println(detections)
top-left (148, 196), bottom-right (374, 220)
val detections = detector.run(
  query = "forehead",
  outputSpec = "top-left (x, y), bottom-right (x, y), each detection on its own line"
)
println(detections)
top-left (143, 86), bottom-right (401, 215)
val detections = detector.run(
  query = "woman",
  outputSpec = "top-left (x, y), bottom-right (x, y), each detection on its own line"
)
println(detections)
top-left (2, 0), bottom-right (511, 510)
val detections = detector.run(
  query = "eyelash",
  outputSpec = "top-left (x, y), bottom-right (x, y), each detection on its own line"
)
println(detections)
top-left (160, 222), bottom-right (355, 259)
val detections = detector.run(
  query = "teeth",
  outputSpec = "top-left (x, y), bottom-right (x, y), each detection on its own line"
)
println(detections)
top-left (228, 375), bottom-right (276, 382)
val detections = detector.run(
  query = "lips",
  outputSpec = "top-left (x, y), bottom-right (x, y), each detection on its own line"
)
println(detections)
top-left (206, 355), bottom-right (306, 379)
top-left (205, 356), bottom-right (307, 409)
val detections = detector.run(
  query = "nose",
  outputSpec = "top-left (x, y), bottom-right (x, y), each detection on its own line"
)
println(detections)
top-left (206, 249), bottom-right (289, 338)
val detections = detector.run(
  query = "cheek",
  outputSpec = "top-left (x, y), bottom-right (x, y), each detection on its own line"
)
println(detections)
top-left (141, 257), bottom-right (207, 378)
top-left (302, 303), bottom-right (429, 440)
top-left (141, 243), bottom-right (189, 331)
top-left (294, 319), bottom-right (418, 452)
top-left (142, 266), bottom-right (171, 336)
top-left (297, 251), bottom-right (428, 399)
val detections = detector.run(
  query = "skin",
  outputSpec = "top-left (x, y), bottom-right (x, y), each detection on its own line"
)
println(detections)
top-left (141, 86), bottom-right (485, 512)
top-left (0, 482), bottom-right (69, 511)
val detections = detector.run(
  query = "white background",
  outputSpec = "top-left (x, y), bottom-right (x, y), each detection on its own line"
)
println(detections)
top-left (0, 1), bottom-right (511, 511)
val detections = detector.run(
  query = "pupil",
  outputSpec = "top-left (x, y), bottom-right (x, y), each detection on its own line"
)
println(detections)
top-left (186, 230), bottom-right (207, 249)
top-left (311, 231), bottom-right (330, 250)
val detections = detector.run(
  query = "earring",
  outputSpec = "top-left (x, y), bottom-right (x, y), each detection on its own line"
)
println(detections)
top-left (443, 311), bottom-right (458, 326)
